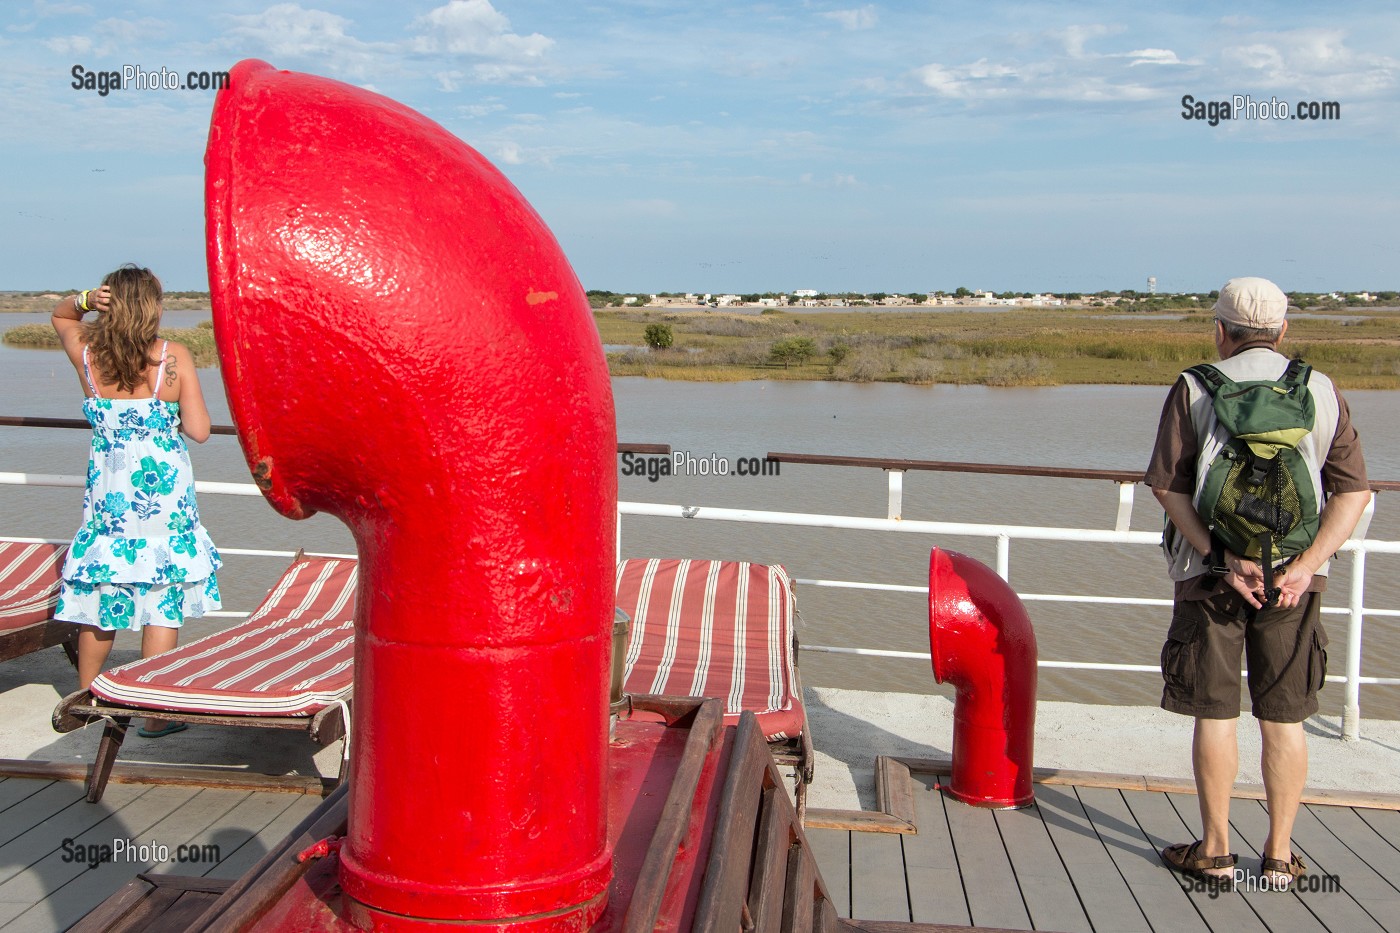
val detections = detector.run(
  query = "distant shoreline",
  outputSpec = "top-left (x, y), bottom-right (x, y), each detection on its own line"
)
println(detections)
top-left (6, 303), bottom-right (1398, 390)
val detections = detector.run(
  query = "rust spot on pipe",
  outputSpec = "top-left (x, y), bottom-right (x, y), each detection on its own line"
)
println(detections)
top-left (252, 458), bottom-right (274, 491)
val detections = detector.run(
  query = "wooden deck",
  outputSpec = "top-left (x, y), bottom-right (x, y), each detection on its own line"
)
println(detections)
top-left (0, 776), bottom-right (324, 932)
top-left (807, 772), bottom-right (1400, 932)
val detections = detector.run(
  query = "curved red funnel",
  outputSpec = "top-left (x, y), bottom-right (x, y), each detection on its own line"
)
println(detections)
top-left (205, 60), bottom-right (615, 927)
top-left (928, 548), bottom-right (1037, 808)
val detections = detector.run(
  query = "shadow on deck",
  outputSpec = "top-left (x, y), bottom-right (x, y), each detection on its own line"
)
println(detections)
top-left (806, 759), bottom-right (1400, 932)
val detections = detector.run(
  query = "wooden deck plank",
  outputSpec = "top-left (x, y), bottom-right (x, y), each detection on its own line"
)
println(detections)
top-left (1354, 809), bottom-right (1400, 850)
top-left (1033, 784), bottom-right (1151, 933)
top-left (902, 776), bottom-right (970, 928)
top-left (202, 793), bottom-right (323, 880)
top-left (0, 785), bottom-right (199, 933)
top-left (1310, 807), bottom-right (1400, 888)
top-left (805, 828), bottom-right (851, 920)
top-left (0, 778), bottom-right (52, 816)
top-left (1073, 786), bottom-right (1209, 933)
top-left (849, 829), bottom-right (909, 921)
top-left (1280, 799), bottom-right (1400, 930)
top-left (0, 901), bottom-right (31, 928)
top-left (1123, 788), bottom-right (1268, 932)
top-left (18, 787), bottom-right (242, 933)
top-left (1167, 791), bottom-right (1332, 933)
top-left (941, 793), bottom-right (1031, 930)
top-left (0, 779), bottom-right (97, 851)
top-left (161, 791), bottom-right (304, 879)
top-left (0, 781), bottom-right (147, 885)
top-left (993, 804), bottom-right (1093, 933)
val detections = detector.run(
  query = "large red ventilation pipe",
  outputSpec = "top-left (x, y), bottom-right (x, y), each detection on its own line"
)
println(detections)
top-left (928, 548), bottom-right (1037, 808)
top-left (206, 61), bottom-right (615, 928)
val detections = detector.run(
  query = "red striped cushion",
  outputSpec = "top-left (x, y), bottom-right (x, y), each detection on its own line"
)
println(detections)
top-left (0, 540), bottom-right (66, 633)
top-left (615, 558), bottom-right (803, 741)
top-left (90, 556), bottom-right (357, 717)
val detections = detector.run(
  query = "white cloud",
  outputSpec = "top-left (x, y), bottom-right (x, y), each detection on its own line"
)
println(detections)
top-left (822, 6), bottom-right (878, 32)
top-left (1054, 24), bottom-right (1119, 59)
top-left (1218, 28), bottom-right (1398, 97)
top-left (44, 35), bottom-right (92, 56)
top-left (412, 0), bottom-right (554, 84)
top-left (1123, 49), bottom-right (1182, 66)
top-left (222, 4), bottom-right (388, 78)
top-left (904, 22), bottom-right (1190, 107)
top-left (458, 100), bottom-right (506, 118)
top-left (915, 60), bottom-right (1018, 99)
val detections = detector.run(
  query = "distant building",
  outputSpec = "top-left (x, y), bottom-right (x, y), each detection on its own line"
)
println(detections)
top-left (792, 289), bottom-right (818, 298)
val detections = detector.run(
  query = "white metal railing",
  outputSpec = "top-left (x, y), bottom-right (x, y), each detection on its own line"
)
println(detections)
top-left (6, 465), bottom-right (1398, 741)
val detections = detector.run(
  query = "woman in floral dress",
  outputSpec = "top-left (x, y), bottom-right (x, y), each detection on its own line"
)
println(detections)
top-left (51, 264), bottom-right (221, 736)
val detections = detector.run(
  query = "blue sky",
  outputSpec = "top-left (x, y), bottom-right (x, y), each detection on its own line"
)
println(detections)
top-left (2, 1), bottom-right (1397, 294)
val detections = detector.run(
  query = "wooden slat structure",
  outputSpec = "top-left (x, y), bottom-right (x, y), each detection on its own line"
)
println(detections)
top-left (60, 702), bottom-right (844, 931)
top-left (10, 740), bottom-right (1400, 931)
top-left (807, 766), bottom-right (1400, 932)
top-left (0, 775), bottom-right (324, 932)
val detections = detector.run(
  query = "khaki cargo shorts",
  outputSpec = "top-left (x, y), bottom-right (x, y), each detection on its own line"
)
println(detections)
top-left (1160, 589), bottom-right (1328, 722)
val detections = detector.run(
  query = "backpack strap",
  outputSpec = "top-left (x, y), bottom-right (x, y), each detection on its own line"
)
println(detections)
top-left (1281, 358), bottom-right (1312, 388)
top-left (1183, 363), bottom-right (1227, 397)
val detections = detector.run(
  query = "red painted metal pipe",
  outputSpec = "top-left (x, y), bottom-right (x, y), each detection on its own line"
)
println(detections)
top-left (206, 60), bottom-right (615, 928)
top-left (927, 548), bottom-right (1037, 808)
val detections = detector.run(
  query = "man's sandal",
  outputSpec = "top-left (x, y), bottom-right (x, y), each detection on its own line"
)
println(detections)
top-left (1161, 841), bottom-right (1238, 889)
top-left (1261, 854), bottom-right (1308, 891)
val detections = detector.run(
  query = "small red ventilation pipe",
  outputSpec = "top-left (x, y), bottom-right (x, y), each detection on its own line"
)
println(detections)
top-left (206, 60), bottom-right (615, 928)
top-left (927, 548), bottom-right (1037, 808)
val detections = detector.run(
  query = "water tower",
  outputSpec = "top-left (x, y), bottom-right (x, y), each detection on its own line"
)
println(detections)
top-left (1148, 276), bottom-right (1157, 296)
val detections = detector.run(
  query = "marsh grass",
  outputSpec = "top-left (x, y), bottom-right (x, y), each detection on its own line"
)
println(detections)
top-left (594, 308), bottom-right (1400, 388)
top-left (7, 307), bottom-right (1398, 389)
top-left (4, 323), bottom-right (219, 366)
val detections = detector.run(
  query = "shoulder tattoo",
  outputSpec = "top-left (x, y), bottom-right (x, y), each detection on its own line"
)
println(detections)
top-left (164, 352), bottom-right (178, 387)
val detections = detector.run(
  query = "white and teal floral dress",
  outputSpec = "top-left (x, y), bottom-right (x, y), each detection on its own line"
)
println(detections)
top-left (55, 344), bottom-right (222, 631)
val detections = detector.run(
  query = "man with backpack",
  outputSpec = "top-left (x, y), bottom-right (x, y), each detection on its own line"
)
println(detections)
top-left (1146, 277), bottom-right (1371, 892)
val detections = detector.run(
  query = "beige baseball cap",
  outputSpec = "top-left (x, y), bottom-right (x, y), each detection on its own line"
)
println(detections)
top-left (1214, 277), bottom-right (1288, 328)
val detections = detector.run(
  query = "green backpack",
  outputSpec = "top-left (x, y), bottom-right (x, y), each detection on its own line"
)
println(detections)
top-left (1186, 359), bottom-right (1319, 603)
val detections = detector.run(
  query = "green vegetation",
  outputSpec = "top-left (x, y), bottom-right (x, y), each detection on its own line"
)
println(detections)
top-left (596, 307), bottom-right (1400, 388)
top-left (3, 323), bottom-right (219, 367)
top-left (0, 293), bottom-right (212, 313)
top-left (769, 337), bottom-right (816, 369)
top-left (7, 298), bottom-right (1399, 389)
top-left (642, 323), bottom-right (674, 349)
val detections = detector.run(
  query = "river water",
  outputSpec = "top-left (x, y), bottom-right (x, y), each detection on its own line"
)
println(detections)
top-left (5, 311), bottom-right (1399, 718)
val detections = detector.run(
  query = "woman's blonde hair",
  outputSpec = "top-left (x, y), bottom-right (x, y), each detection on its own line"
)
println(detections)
top-left (82, 264), bottom-right (164, 393)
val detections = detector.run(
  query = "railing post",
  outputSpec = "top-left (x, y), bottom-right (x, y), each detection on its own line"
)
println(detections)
top-left (996, 534), bottom-right (1010, 582)
top-left (887, 469), bottom-right (904, 521)
top-left (1343, 546), bottom-right (1367, 741)
top-left (1114, 482), bottom-right (1135, 533)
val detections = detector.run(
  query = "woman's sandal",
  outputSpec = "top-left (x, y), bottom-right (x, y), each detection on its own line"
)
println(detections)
top-left (1161, 841), bottom-right (1238, 889)
top-left (1261, 853), bottom-right (1308, 891)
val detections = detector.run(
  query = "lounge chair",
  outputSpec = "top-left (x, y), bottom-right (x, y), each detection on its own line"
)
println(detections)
top-left (0, 539), bottom-right (81, 666)
top-left (53, 552), bottom-right (357, 802)
top-left (615, 557), bottom-right (813, 817)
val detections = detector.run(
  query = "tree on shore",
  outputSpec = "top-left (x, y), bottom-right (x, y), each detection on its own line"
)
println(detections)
top-left (769, 337), bottom-right (816, 369)
top-left (644, 323), bottom-right (674, 349)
